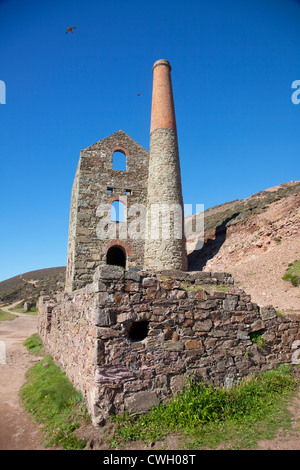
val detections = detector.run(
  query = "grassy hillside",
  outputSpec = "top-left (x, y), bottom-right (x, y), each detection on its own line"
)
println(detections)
top-left (0, 267), bottom-right (66, 304)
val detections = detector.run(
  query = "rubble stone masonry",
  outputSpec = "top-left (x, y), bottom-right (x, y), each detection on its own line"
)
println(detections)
top-left (65, 131), bottom-right (149, 292)
top-left (144, 127), bottom-right (188, 271)
top-left (39, 266), bottom-right (300, 426)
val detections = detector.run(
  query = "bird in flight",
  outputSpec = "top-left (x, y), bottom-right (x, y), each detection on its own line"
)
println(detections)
top-left (136, 93), bottom-right (142, 96)
top-left (66, 26), bottom-right (76, 34)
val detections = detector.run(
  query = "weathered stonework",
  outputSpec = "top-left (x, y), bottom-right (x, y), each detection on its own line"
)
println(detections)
top-left (66, 59), bottom-right (188, 293)
top-left (39, 266), bottom-right (300, 426)
top-left (65, 130), bottom-right (149, 292)
top-left (144, 128), bottom-right (188, 271)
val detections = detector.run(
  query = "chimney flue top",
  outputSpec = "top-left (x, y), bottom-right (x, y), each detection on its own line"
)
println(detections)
top-left (152, 59), bottom-right (172, 71)
top-left (150, 58), bottom-right (176, 134)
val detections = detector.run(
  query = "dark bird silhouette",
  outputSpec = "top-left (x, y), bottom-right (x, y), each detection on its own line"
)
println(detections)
top-left (66, 26), bottom-right (76, 34)
top-left (136, 93), bottom-right (142, 96)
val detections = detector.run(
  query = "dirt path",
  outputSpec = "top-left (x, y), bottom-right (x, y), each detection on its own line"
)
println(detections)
top-left (0, 303), bottom-right (48, 450)
top-left (256, 393), bottom-right (300, 450)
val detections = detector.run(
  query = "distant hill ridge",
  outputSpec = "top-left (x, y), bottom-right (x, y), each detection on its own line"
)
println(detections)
top-left (0, 267), bottom-right (66, 304)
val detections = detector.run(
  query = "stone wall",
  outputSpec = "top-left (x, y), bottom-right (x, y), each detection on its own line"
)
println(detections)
top-left (65, 130), bottom-right (149, 292)
top-left (38, 290), bottom-right (97, 415)
top-left (39, 266), bottom-right (300, 425)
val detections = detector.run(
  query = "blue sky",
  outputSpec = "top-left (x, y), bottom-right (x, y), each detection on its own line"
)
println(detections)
top-left (0, 0), bottom-right (300, 281)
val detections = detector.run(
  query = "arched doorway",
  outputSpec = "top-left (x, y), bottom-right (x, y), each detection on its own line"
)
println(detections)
top-left (106, 246), bottom-right (126, 269)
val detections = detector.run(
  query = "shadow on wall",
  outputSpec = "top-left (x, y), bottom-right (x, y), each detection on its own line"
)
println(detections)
top-left (188, 212), bottom-right (240, 271)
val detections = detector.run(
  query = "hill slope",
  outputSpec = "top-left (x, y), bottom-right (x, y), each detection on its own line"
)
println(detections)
top-left (0, 267), bottom-right (66, 304)
top-left (187, 180), bottom-right (300, 311)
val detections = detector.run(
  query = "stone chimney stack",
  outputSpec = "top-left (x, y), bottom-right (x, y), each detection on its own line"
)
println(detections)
top-left (144, 59), bottom-right (188, 271)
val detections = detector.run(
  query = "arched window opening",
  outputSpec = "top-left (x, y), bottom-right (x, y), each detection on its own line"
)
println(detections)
top-left (112, 150), bottom-right (126, 171)
top-left (106, 246), bottom-right (126, 269)
top-left (111, 200), bottom-right (125, 222)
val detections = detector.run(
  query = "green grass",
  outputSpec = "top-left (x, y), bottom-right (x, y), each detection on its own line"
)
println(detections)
top-left (0, 308), bottom-right (16, 321)
top-left (276, 309), bottom-right (300, 316)
top-left (9, 300), bottom-right (38, 315)
top-left (215, 284), bottom-right (231, 292)
top-left (23, 333), bottom-right (45, 356)
top-left (20, 349), bottom-right (90, 449)
top-left (179, 283), bottom-right (208, 292)
top-left (282, 260), bottom-right (300, 287)
top-left (111, 365), bottom-right (298, 450)
top-left (11, 306), bottom-right (38, 314)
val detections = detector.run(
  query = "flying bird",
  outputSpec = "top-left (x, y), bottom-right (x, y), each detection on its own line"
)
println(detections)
top-left (66, 26), bottom-right (76, 34)
top-left (136, 93), bottom-right (142, 96)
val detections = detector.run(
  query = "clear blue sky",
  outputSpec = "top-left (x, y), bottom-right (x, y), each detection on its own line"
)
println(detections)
top-left (0, 0), bottom-right (300, 281)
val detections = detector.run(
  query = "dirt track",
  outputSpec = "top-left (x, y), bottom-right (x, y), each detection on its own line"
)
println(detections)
top-left (0, 303), bottom-right (47, 450)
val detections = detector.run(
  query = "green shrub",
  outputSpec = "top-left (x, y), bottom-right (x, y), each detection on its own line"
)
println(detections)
top-left (250, 331), bottom-right (267, 349)
top-left (282, 260), bottom-right (300, 287)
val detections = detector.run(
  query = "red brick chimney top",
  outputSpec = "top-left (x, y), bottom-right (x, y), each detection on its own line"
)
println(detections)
top-left (150, 59), bottom-right (177, 134)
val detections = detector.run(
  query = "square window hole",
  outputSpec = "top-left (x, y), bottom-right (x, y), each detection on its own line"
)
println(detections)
top-left (127, 321), bottom-right (149, 342)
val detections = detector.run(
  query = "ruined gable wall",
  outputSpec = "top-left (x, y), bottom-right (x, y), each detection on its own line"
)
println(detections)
top-left (65, 131), bottom-right (149, 292)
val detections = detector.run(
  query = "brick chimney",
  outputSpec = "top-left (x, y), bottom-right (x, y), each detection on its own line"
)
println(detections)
top-left (144, 59), bottom-right (188, 271)
top-left (150, 59), bottom-right (177, 134)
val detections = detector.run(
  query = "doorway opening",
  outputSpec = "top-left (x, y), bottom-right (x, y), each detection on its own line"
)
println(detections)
top-left (106, 246), bottom-right (126, 269)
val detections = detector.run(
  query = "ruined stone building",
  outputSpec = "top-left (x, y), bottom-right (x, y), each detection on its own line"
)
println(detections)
top-left (66, 59), bottom-right (187, 293)
top-left (39, 60), bottom-right (300, 426)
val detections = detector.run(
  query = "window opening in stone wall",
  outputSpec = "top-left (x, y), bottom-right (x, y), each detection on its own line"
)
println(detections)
top-left (127, 321), bottom-right (149, 342)
top-left (106, 246), bottom-right (126, 269)
top-left (107, 187), bottom-right (113, 193)
top-left (250, 330), bottom-right (267, 349)
top-left (111, 200), bottom-right (125, 222)
top-left (112, 150), bottom-right (126, 171)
